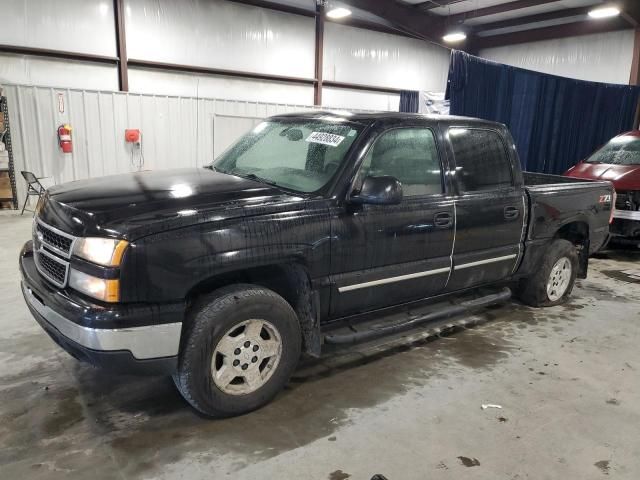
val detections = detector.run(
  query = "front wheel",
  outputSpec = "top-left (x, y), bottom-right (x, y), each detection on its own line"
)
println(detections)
top-left (517, 239), bottom-right (578, 307)
top-left (173, 284), bottom-right (302, 417)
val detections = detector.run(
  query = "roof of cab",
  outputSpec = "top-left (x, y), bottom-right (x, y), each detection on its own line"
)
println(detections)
top-left (269, 110), bottom-right (505, 129)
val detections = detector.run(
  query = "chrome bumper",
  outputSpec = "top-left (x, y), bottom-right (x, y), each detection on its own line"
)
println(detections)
top-left (613, 209), bottom-right (640, 221)
top-left (22, 283), bottom-right (181, 360)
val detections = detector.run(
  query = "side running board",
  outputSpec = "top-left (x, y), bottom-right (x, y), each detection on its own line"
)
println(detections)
top-left (323, 287), bottom-right (512, 345)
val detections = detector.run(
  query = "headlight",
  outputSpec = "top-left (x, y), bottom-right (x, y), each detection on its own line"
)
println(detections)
top-left (73, 237), bottom-right (128, 266)
top-left (69, 269), bottom-right (120, 302)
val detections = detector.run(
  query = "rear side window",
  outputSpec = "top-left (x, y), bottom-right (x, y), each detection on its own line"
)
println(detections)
top-left (449, 128), bottom-right (513, 192)
top-left (357, 128), bottom-right (443, 197)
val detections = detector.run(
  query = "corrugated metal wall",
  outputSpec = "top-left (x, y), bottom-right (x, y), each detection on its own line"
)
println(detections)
top-left (4, 84), bottom-right (347, 205)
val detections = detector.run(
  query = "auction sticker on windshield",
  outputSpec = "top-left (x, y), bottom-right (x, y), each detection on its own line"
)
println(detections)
top-left (306, 132), bottom-right (345, 147)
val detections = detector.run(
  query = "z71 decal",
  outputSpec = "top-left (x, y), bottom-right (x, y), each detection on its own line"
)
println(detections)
top-left (599, 194), bottom-right (612, 204)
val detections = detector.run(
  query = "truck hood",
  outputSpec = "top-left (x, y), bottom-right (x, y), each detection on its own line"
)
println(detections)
top-left (39, 168), bottom-right (304, 239)
top-left (565, 162), bottom-right (640, 192)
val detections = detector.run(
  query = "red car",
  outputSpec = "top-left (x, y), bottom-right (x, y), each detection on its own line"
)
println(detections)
top-left (565, 131), bottom-right (640, 244)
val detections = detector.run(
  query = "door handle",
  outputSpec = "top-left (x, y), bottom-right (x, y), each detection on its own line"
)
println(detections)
top-left (504, 206), bottom-right (520, 220)
top-left (434, 212), bottom-right (452, 228)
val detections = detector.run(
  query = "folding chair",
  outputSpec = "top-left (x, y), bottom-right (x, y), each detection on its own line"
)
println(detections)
top-left (20, 171), bottom-right (47, 215)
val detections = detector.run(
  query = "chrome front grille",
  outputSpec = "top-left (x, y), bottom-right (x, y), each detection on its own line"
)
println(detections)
top-left (33, 218), bottom-right (76, 288)
top-left (36, 223), bottom-right (73, 255)
top-left (35, 248), bottom-right (69, 287)
top-left (35, 218), bottom-right (75, 258)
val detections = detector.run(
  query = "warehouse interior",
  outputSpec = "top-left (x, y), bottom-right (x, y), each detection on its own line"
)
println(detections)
top-left (1, 0), bottom-right (640, 479)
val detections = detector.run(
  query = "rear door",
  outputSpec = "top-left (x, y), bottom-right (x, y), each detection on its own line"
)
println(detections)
top-left (329, 126), bottom-right (455, 318)
top-left (444, 126), bottom-right (526, 291)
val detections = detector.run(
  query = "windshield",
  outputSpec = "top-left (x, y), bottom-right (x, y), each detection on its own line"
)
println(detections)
top-left (585, 135), bottom-right (640, 165)
top-left (210, 119), bottom-right (363, 193)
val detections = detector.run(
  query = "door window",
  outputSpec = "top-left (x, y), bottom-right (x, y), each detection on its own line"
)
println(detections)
top-left (449, 128), bottom-right (513, 192)
top-left (357, 128), bottom-right (443, 197)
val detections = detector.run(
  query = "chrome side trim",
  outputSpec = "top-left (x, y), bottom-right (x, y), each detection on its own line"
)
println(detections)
top-left (23, 283), bottom-right (181, 359)
top-left (35, 217), bottom-right (77, 259)
top-left (338, 267), bottom-right (451, 293)
top-left (454, 254), bottom-right (518, 271)
top-left (613, 209), bottom-right (640, 221)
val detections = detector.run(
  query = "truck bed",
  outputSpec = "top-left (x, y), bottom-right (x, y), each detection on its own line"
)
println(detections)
top-left (522, 171), bottom-right (612, 254)
top-left (523, 171), bottom-right (595, 186)
top-left (524, 171), bottom-right (611, 195)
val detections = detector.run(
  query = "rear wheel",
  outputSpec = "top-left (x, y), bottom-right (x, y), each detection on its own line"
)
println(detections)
top-left (517, 239), bottom-right (578, 307)
top-left (173, 284), bottom-right (301, 417)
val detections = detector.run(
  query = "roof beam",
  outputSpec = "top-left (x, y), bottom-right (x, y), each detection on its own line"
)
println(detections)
top-left (472, 6), bottom-right (593, 33)
top-left (418, 0), bottom-right (467, 9)
top-left (473, 16), bottom-right (631, 50)
top-left (448, 0), bottom-right (561, 25)
top-left (225, 0), bottom-right (314, 17)
top-left (620, 0), bottom-right (640, 27)
top-left (226, 0), bottom-right (433, 41)
top-left (340, 0), bottom-right (447, 42)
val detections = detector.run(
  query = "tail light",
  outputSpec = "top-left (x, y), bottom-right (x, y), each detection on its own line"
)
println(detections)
top-left (610, 189), bottom-right (617, 224)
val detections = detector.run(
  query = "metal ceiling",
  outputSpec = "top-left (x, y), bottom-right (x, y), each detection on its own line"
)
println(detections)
top-left (392, 0), bottom-right (639, 50)
top-left (236, 1), bottom-right (640, 51)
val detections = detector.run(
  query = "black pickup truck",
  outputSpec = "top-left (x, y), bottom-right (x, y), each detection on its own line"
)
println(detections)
top-left (20, 112), bottom-right (613, 417)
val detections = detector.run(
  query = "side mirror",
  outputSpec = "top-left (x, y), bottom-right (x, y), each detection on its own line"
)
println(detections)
top-left (350, 175), bottom-right (403, 206)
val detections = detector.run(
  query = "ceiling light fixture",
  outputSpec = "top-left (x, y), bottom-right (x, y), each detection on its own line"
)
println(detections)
top-left (442, 32), bottom-right (467, 43)
top-left (326, 7), bottom-right (352, 19)
top-left (588, 6), bottom-right (620, 19)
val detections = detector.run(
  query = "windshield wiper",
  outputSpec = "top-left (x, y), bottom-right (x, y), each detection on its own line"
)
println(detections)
top-left (244, 174), bottom-right (279, 186)
top-left (233, 171), bottom-right (279, 187)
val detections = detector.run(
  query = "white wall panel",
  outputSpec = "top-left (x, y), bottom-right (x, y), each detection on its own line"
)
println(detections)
top-left (0, 0), bottom-right (116, 56)
top-left (128, 68), bottom-right (314, 105)
top-left (125, 0), bottom-right (315, 79)
top-left (0, 54), bottom-right (119, 91)
top-left (323, 23), bottom-right (451, 91)
top-left (479, 30), bottom-right (635, 85)
top-left (322, 87), bottom-right (399, 111)
top-left (4, 84), bottom-right (365, 205)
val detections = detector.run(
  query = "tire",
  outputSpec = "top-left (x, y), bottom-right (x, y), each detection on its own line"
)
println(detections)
top-left (173, 284), bottom-right (302, 417)
top-left (517, 239), bottom-right (578, 307)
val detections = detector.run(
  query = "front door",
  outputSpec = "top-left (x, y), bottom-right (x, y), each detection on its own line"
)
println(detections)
top-left (329, 126), bottom-right (455, 318)
top-left (444, 126), bottom-right (526, 291)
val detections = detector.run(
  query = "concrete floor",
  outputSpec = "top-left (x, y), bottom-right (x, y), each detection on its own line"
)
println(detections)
top-left (1, 211), bottom-right (640, 480)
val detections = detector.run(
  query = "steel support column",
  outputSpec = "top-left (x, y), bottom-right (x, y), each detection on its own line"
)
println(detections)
top-left (314, 2), bottom-right (325, 106)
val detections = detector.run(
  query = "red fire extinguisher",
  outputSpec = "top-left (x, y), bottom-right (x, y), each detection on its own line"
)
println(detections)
top-left (57, 124), bottom-right (73, 153)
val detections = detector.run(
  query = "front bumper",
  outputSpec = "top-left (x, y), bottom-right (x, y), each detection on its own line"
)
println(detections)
top-left (613, 209), bottom-right (640, 221)
top-left (20, 241), bottom-right (182, 375)
top-left (611, 211), bottom-right (640, 239)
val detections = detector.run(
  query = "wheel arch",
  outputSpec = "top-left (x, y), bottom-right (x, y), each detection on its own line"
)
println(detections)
top-left (185, 263), bottom-right (321, 357)
top-left (553, 220), bottom-right (589, 278)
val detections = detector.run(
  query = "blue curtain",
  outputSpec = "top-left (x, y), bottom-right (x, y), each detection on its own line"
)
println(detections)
top-left (446, 50), bottom-right (640, 174)
top-left (399, 90), bottom-right (420, 113)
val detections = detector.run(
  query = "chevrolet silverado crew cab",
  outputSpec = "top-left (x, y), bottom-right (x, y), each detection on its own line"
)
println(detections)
top-left (20, 112), bottom-right (613, 417)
